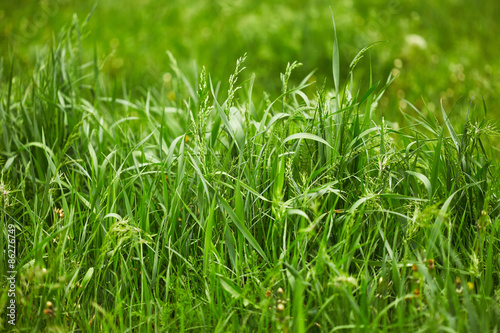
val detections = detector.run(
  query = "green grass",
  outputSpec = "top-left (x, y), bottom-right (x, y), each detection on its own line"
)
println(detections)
top-left (1, 0), bottom-right (500, 125)
top-left (1, 13), bottom-right (500, 333)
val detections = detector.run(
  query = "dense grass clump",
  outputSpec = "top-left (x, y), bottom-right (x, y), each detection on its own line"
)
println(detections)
top-left (1, 21), bottom-right (499, 332)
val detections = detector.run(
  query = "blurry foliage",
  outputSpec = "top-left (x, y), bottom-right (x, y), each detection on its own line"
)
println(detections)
top-left (1, 0), bottom-right (499, 122)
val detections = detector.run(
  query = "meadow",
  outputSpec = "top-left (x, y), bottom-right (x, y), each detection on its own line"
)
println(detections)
top-left (1, 1), bottom-right (500, 332)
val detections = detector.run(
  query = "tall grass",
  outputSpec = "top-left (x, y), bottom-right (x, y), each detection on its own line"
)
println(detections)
top-left (1, 18), bottom-right (499, 332)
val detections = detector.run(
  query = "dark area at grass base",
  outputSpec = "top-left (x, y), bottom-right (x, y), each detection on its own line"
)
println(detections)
top-left (0, 9), bottom-right (500, 333)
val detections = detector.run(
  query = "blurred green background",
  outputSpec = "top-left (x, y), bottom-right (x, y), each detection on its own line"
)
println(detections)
top-left (1, 0), bottom-right (499, 122)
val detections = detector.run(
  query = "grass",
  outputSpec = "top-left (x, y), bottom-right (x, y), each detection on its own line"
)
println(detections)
top-left (2, 0), bottom-right (500, 123)
top-left (1, 14), bottom-right (500, 332)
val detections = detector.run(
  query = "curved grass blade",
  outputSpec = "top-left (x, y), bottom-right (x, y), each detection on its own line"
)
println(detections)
top-left (283, 133), bottom-right (333, 149)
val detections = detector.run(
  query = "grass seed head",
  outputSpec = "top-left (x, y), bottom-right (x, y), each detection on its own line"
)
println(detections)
top-left (43, 308), bottom-right (55, 317)
top-left (54, 207), bottom-right (64, 218)
top-left (455, 278), bottom-right (463, 294)
top-left (44, 301), bottom-right (55, 317)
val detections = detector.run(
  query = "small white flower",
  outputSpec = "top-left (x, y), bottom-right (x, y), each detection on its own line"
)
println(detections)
top-left (405, 34), bottom-right (427, 49)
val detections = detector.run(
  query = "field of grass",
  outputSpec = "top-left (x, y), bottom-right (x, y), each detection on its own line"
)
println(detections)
top-left (1, 2), bottom-right (500, 332)
top-left (2, 0), bottom-right (500, 122)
